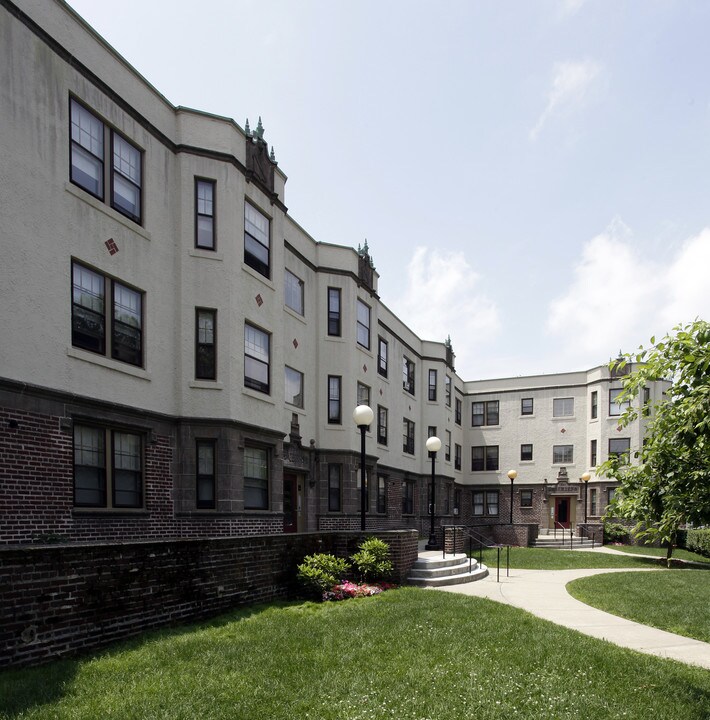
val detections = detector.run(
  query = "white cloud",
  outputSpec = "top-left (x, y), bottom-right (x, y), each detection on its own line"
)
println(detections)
top-left (530, 59), bottom-right (602, 140)
top-left (390, 247), bottom-right (500, 376)
top-left (546, 221), bottom-right (710, 367)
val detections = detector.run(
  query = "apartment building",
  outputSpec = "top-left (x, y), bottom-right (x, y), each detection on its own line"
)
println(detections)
top-left (0, 0), bottom-right (665, 545)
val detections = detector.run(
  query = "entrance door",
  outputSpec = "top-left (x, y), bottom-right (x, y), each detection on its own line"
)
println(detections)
top-left (554, 497), bottom-right (570, 528)
top-left (283, 473), bottom-right (298, 533)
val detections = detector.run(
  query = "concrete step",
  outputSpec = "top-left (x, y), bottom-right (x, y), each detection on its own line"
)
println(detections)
top-left (407, 552), bottom-right (489, 587)
top-left (532, 537), bottom-right (598, 549)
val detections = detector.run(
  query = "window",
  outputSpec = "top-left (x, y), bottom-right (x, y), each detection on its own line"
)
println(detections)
top-left (472, 400), bottom-right (499, 426)
top-left (72, 262), bottom-right (143, 367)
top-left (454, 444), bottom-right (461, 471)
top-left (428, 425), bottom-right (437, 439)
top-left (591, 391), bottom-right (598, 419)
top-left (520, 443), bottom-right (533, 461)
top-left (328, 376), bottom-right (342, 424)
top-left (195, 308), bottom-right (216, 380)
top-left (472, 445), bottom-right (499, 471)
top-left (244, 323), bottom-right (270, 393)
top-left (590, 488), bottom-right (598, 516)
top-left (285, 366), bottom-right (304, 408)
top-left (445, 431), bottom-right (451, 462)
top-left (328, 464), bottom-right (341, 512)
top-left (377, 405), bottom-right (388, 445)
top-left (356, 300), bottom-right (370, 349)
top-left (244, 202), bottom-right (270, 277)
top-left (590, 439), bottom-right (598, 467)
top-left (327, 288), bottom-right (341, 336)
top-left (520, 489), bottom-right (533, 507)
top-left (377, 475), bottom-right (387, 514)
top-left (402, 480), bottom-right (415, 515)
top-left (403, 418), bottom-right (415, 455)
top-left (70, 98), bottom-right (143, 224)
top-left (454, 488), bottom-right (461, 515)
top-left (403, 357), bottom-right (415, 395)
top-left (112, 134), bottom-right (142, 222)
top-left (357, 382), bottom-right (370, 408)
top-left (196, 439), bottom-right (216, 509)
top-left (244, 446), bottom-right (268, 510)
top-left (73, 424), bottom-right (142, 508)
top-left (377, 337), bottom-right (388, 377)
top-left (609, 437), bottom-right (631, 460)
top-left (642, 387), bottom-right (651, 416)
top-left (553, 397), bottom-right (574, 417)
top-left (473, 491), bottom-right (484, 516)
top-left (195, 179), bottom-right (215, 249)
top-left (285, 270), bottom-right (304, 315)
top-left (455, 398), bottom-right (462, 425)
top-left (445, 376), bottom-right (451, 406)
top-left (553, 445), bottom-right (574, 464)
top-left (606, 487), bottom-right (617, 507)
top-left (428, 369), bottom-right (438, 401)
top-left (486, 491), bottom-right (499, 516)
top-left (521, 398), bottom-right (533, 415)
top-left (609, 388), bottom-right (630, 417)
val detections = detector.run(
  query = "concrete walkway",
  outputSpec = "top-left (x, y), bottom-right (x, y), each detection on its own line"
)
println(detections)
top-left (436, 566), bottom-right (710, 670)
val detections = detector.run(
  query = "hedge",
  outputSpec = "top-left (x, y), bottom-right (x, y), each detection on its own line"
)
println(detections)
top-left (686, 528), bottom-right (710, 559)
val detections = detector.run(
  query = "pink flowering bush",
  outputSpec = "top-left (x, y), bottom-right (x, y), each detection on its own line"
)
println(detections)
top-left (323, 580), bottom-right (397, 602)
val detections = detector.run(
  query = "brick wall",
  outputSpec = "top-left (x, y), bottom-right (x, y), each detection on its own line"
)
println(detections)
top-left (0, 529), bottom-right (418, 669)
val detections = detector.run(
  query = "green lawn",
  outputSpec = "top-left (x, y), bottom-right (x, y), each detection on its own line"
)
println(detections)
top-left (476, 546), bottom-right (662, 571)
top-left (568, 569), bottom-right (710, 643)
top-left (2, 589), bottom-right (710, 720)
top-left (605, 544), bottom-right (710, 564)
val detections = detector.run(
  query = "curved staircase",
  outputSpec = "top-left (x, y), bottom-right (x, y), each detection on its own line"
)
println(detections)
top-left (407, 551), bottom-right (488, 587)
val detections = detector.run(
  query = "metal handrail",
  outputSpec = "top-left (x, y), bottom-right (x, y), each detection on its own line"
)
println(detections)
top-left (553, 521), bottom-right (574, 550)
top-left (577, 523), bottom-right (600, 549)
top-left (442, 525), bottom-right (510, 582)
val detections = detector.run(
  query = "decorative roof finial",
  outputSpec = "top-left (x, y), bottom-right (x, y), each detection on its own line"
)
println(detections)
top-left (244, 118), bottom-right (251, 137)
top-left (363, 239), bottom-right (369, 255)
top-left (445, 335), bottom-right (452, 349)
top-left (270, 145), bottom-right (277, 163)
top-left (255, 116), bottom-right (265, 140)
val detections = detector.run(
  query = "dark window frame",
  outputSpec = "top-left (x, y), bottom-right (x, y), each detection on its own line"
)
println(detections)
top-left (455, 397), bottom-right (462, 425)
top-left (72, 261), bottom-right (144, 368)
top-left (609, 437), bottom-right (631, 460)
top-left (377, 337), bottom-right (388, 377)
top-left (521, 398), bottom-right (534, 415)
top-left (196, 438), bottom-right (216, 509)
top-left (403, 356), bottom-right (416, 395)
top-left (356, 299), bottom-right (371, 349)
top-left (328, 375), bottom-right (342, 424)
top-left (377, 405), bottom-right (388, 445)
top-left (520, 489), bottom-right (533, 508)
top-left (454, 443), bottom-right (462, 471)
top-left (609, 388), bottom-right (630, 417)
top-left (471, 445), bottom-right (499, 471)
top-left (328, 464), bottom-right (342, 512)
top-left (195, 308), bottom-right (217, 380)
top-left (285, 366), bottom-right (304, 408)
top-left (327, 287), bottom-right (341, 337)
top-left (403, 418), bottom-right (415, 455)
top-left (244, 322), bottom-right (270, 394)
top-left (70, 97), bottom-right (143, 225)
top-left (428, 369), bottom-right (438, 401)
top-left (402, 480), bottom-right (415, 515)
top-left (472, 400), bottom-right (499, 426)
top-left (243, 445), bottom-right (269, 510)
top-left (73, 423), bottom-right (143, 509)
top-left (520, 443), bottom-right (533, 462)
top-left (244, 201), bottom-right (271, 278)
top-left (591, 390), bottom-right (598, 419)
top-left (590, 438), bottom-right (598, 466)
top-left (195, 178), bottom-right (216, 250)
top-left (377, 475), bottom-right (387, 514)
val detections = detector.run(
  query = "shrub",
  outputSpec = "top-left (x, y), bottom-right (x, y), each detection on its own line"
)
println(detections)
top-left (297, 553), bottom-right (350, 596)
top-left (350, 537), bottom-right (393, 582)
top-left (687, 528), bottom-right (710, 559)
top-left (604, 522), bottom-right (630, 544)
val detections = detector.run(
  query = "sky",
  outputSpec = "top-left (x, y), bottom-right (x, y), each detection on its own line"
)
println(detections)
top-left (66, 0), bottom-right (710, 381)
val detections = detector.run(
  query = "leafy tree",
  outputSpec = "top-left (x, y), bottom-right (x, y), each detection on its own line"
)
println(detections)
top-left (599, 320), bottom-right (710, 563)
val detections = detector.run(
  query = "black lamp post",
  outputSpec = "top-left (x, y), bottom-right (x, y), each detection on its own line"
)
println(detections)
top-left (425, 435), bottom-right (442, 550)
top-left (507, 469), bottom-right (517, 524)
top-left (353, 405), bottom-right (374, 532)
top-left (581, 471), bottom-right (591, 523)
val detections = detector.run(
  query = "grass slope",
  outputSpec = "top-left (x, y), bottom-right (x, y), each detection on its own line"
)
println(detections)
top-left (568, 569), bottom-right (710, 643)
top-left (2, 589), bottom-right (709, 720)
top-left (476, 546), bottom-right (662, 571)
top-left (604, 545), bottom-right (710, 564)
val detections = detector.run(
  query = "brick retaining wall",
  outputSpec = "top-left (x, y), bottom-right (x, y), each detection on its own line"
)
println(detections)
top-left (0, 529), bottom-right (418, 669)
